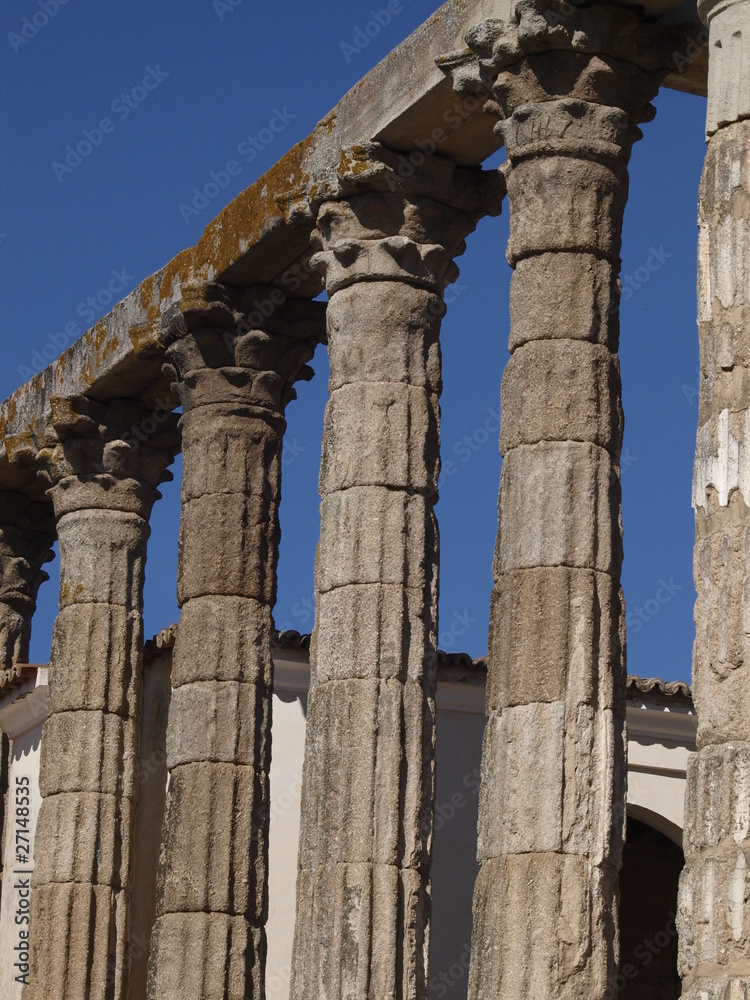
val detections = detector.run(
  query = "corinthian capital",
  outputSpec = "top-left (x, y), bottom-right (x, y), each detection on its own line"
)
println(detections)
top-left (438, 0), bottom-right (692, 146)
top-left (37, 396), bottom-right (180, 518)
top-left (309, 145), bottom-right (503, 296)
top-left (0, 490), bottom-right (55, 666)
top-left (165, 284), bottom-right (326, 419)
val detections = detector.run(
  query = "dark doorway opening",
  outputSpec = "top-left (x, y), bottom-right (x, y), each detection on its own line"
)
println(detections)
top-left (618, 816), bottom-right (684, 1000)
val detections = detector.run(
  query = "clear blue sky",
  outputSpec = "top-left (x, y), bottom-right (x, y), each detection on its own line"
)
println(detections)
top-left (2, 0), bottom-right (706, 682)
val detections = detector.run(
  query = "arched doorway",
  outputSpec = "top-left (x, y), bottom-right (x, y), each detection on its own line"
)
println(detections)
top-left (618, 816), bottom-right (684, 999)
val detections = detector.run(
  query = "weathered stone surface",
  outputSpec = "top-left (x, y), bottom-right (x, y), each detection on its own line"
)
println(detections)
top-left (314, 583), bottom-right (437, 685)
top-left (166, 681), bottom-right (271, 767)
top-left (0, 604), bottom-right (29, 668)
top-left (679, 849), bottom-right (750, 975)
top-left (488, 567), bottom-right (624, 711)
top-left (326, 283), bottom-right (442, 392)
top-left (694, 408), bottom-right (750, 510)
top-left (56, 509), bottom-right (148, 609)
top-left (693, 516), bottom-right (750, 744)
top-left (291, 864), bottom-right (429, 1000)
top-left (319, 382), bottom-right (439, 495)
top-left (156, 761), bottom-right (268, 918)
top-left (26, 883), bottom-right (129, 1000)
top-left (697, 122), bottom-right (750, 322)
top-left (178, 493), bottom-right (277, 603)
top-left (681, 981), bottom-right (750, 1000)
top-left (146, 913), bottom-right (264, 1000)
top-left (179, 411), bottom-right (282, 501)
top-left (0, 493), bottom-right (55, 665)
top-left (504, 155), bottom-right (628, 265)
top-left (317, 487), bottom-right (437, 592)
top-left (298, 678), bottom-right (433, 872)
top-left (478, 703), bottom-right (625, 864)
top-left (47, 603), bottom-right (143, 715)
top-left (34, 792), bottom-right (133, 889)
top-left (170, 595), bottom-right (273, 687)
top-left (681, 49), bottom-right (750, 1000)
top-left (508, 253), bottom-right (620, 351)
top-left (702, 2), bottom-right (750, 135)
top-left (684, 744), bottom-right (750, 855)
top-left (499, 341), bottom-right (622, 453)
top-left (468, 854), bottom-right (613, 1000)
top-left (494, 441), bottom-right (622, 574)
top-left (313, 193), bottom-right (473, 267)
top-left (39, 712), bottom-right (139, 799)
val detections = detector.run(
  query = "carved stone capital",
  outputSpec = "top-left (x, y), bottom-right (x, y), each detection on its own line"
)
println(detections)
top-left (438, 0), bottom-right (692, 153)
top-left (311, 231), bottom-right (458, 295)
top-left (333, 142), bottom-right (505, 218)
top-left (165, 287), bottom-right (325, 420)
top-left (37, 397), bottom-right (180, 519)
top-left (310, 188), bottom-right (490, 296)
top-left (699, 0), bottom-right (750, 135)
top-left (0, 491), bottom-right (55, 666)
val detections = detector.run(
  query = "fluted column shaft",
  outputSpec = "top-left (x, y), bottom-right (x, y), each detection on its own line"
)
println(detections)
top-left (474, 109), bottom-right (629, 1000)
top-left (439, 5), bottom-right (685, 998)
top-left (146, 294), bottom-right (322, 1000)
top-left (291, 163), bottom-right (500, 1000)
top-left (677, 2), bottom-right (750, 997)
top-left (25, 398), bottom-right (177, 1000)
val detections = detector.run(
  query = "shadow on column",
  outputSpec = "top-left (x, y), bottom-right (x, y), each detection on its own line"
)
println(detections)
top-left (618, 816), bottom-right (683, 1000)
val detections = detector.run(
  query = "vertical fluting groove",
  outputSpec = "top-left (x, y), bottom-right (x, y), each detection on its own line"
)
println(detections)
top-left (436, 5), bottom-right (687, 997)
top-left (23, 398), bottom-right (177, 1000)
top-left (146, 304), bottom-right (322, 1000)
top-left (291, 174), bottom-right (500, 1000)
top-left (677, 2), bottom-right (750, 995)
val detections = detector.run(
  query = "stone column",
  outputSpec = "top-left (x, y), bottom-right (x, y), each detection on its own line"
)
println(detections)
top-left (0, 492), bottom-right (55, 669)
top-left (439, 5), bottom-right (686, 998)
top-left (25, 397), bottom-right (178, 1000)
top-left (677, 3), bottom-right (750, 997)
top-left (291, 149), bottom-right (501, 1000)
top-left (0, 491), bottom-right (54, 914)
top-left (146, 289), bottom-right (324, 1000)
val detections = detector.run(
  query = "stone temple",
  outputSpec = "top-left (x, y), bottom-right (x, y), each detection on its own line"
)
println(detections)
top-left (0, 0), bottom-right (746, 996)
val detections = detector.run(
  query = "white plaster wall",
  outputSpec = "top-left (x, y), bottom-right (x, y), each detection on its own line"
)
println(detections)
top-left (266, 691), bottom-right (307, 1000)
